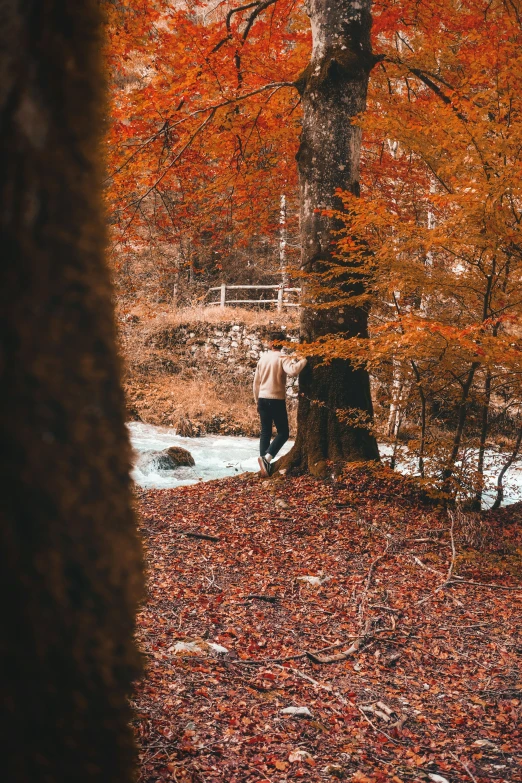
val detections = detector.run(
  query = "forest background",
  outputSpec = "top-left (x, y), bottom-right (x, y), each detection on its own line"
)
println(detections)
top-left (2, 4), bottom-right (521, 783)
top-left (104, 0), bottom-right (522, 507)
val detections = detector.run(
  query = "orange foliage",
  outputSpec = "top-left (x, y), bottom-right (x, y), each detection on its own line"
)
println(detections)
top-left (103, 0), bottom-right (310, 271)
top-left (311, 0), bottom-right (522, 501)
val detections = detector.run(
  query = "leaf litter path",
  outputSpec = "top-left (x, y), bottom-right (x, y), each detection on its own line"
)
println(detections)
top-left (135, 466), bottom-right (522, 783)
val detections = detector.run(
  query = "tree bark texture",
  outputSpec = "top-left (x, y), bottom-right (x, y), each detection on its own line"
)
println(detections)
top-left (0, 3), bottom-right (143, 781)
top-left (283, 0), bottom-right (380, 476)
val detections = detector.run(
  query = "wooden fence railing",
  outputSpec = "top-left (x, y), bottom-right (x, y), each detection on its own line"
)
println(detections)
top-left (206, 283), bottom-right (301, 310)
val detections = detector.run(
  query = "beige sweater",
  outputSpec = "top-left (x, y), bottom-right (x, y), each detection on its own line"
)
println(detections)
top-left (253, 350), bottom-right (307, 402)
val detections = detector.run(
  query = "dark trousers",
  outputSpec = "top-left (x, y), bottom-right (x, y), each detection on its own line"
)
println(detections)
top-left (258, 398), bottom-right (289, 458)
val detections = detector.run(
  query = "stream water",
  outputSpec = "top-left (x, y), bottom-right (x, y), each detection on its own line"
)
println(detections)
top-left (129, 422), bottom-right (522, 507)
top-left (129, 421), bottom-right (292, 489)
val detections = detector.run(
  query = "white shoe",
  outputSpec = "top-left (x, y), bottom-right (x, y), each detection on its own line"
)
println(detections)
top-left (257, 456), bottom-right (270, 477)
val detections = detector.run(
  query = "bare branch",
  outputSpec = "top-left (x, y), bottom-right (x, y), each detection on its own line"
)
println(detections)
top-left (116, 81), bottom-right (294, 211)
top-left (211, 1), bottom-right (260, 52)
top-left (242, 0), bottom-right (279, 41)
top-left (227, 1), bottom-right (260, 34)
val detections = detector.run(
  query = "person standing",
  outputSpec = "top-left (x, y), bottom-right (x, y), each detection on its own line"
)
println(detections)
top-left (253, 331), bottom-right (307, 476)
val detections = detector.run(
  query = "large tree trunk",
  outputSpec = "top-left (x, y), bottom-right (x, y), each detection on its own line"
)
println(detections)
top-left (281, 0), bottom-right (379, 476)
top-left (0, 3), bottom-right (143, 781)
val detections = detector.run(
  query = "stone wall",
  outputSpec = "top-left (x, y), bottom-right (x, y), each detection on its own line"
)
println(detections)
top-left (148, 321), bottom-right (301, 395)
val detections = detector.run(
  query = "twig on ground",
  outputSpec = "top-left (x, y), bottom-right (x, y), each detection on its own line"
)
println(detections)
top-left (360, 701), bottom-right (394, 722)
top-left (439, 622), bottom-right (491, 630)
top-left (417, 511), bottom-right (458, 606)
top-left (306, 617), bottom-right (378, 664)
top-left (410, 555), bottom-right (446, 577)
top-left (446, 511), bottom-right (457, 582)
top-left (406, 537), bottom-right (447, 543)
top-left (250, 771), bottom-right (274, 783)
top-left (271, 663), bottom-right (349, 717)
top-left (232, 637), bottom-right (371, 666)
top-left (357, 706), bottom-right (402, 745)
top-left (447, 579), bottom-right (522, 591)
top-left (274, 663), bottom-right (341, 694)
top-left (358, 539), bottom-right (392, 621)
top-left (449, 750), bottom-right (479, 783)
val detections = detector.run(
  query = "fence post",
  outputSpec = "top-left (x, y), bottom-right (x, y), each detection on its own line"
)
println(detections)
top-left (277, 285), bottom-right (283, 311)
top-left (220, 283), bottom-right (226, 309)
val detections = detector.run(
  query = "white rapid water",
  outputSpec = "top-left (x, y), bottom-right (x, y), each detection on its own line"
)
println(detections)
top-left (129, 421), bottom-right (292, 490)
top-left (129, 422), bottom-right (522, 507)
top-left (378, 443), bottom-right (522, 509)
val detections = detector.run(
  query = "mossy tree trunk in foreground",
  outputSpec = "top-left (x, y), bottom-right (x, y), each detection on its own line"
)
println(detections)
top-left (280, 0), bottom-right (380, 477)
top-left (0, 2), bottom-right (143, 781)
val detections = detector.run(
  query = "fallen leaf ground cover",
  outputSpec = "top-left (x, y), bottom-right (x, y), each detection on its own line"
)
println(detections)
top-left (134, 466), bottom-right (522, 783)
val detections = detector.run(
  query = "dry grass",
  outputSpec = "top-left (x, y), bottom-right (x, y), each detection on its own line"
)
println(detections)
top-left (126, 371), bottom-right (254, 433)
top-left (125, 370), bottom-right (297, 437)
top-left (120, 305), bottom-right (299, 435)
top-left (149, 305), bottom-right (299, 329)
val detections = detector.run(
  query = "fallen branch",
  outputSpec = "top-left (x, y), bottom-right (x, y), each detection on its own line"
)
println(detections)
top-left (233, 637), bottom-right (369, 665)
top-left (360, 701), bottom-right (394, 722)
top-left (360, 700), bottom-right (408, 737)
top-left (182, 531), bottom-right (220, 542)
top-left (272, 664), bottom-right (348, 706)
top-left (479, 687), bottom-right (522, 696)
top-left (414, 515), bottom-right (522, 592)
top-left (410, 555), bottom-right (446, 578)
top-left (406, 537), bottom-right (446, 543)
top-left (273, 662), bottom-right (406, 744)
top-left (446, 510), bottom-right (457, 582)
top-left (305, 617), bottom-right (378, 664)
top-left (447, 578), bottom-right (522, 591)
top-left (357, 706), bottom-right (402, 746)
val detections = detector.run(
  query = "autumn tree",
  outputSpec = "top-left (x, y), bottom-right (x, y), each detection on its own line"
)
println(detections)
top-left (314, 0), bottom-right (522, 504)
top-left (281, 0), bottom-right (381, 475)
top-left (0, 2), bottom-right (142, 780)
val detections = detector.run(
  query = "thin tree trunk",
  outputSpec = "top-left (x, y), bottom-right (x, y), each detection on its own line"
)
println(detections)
top-left (390, 411), bottom-right (403, 471)
top-left (492, 425), bottom-right (522, 510)
top-left (442, 362), bottom-right (479, 487)
top-left (279, 193), bottom-right (288, 289)
top-left (388, 359), bottom-right (405, 438)
top-left (410, 360), bottom-right (427, 478)
top-left (473, 369), bottom-right (492, 510)
top-left (280, 0), bottom-right (379, 476)
top-left (443, 271), bottom-right (494, 492)
top-left (0, 3), bottom-right (143, 781)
